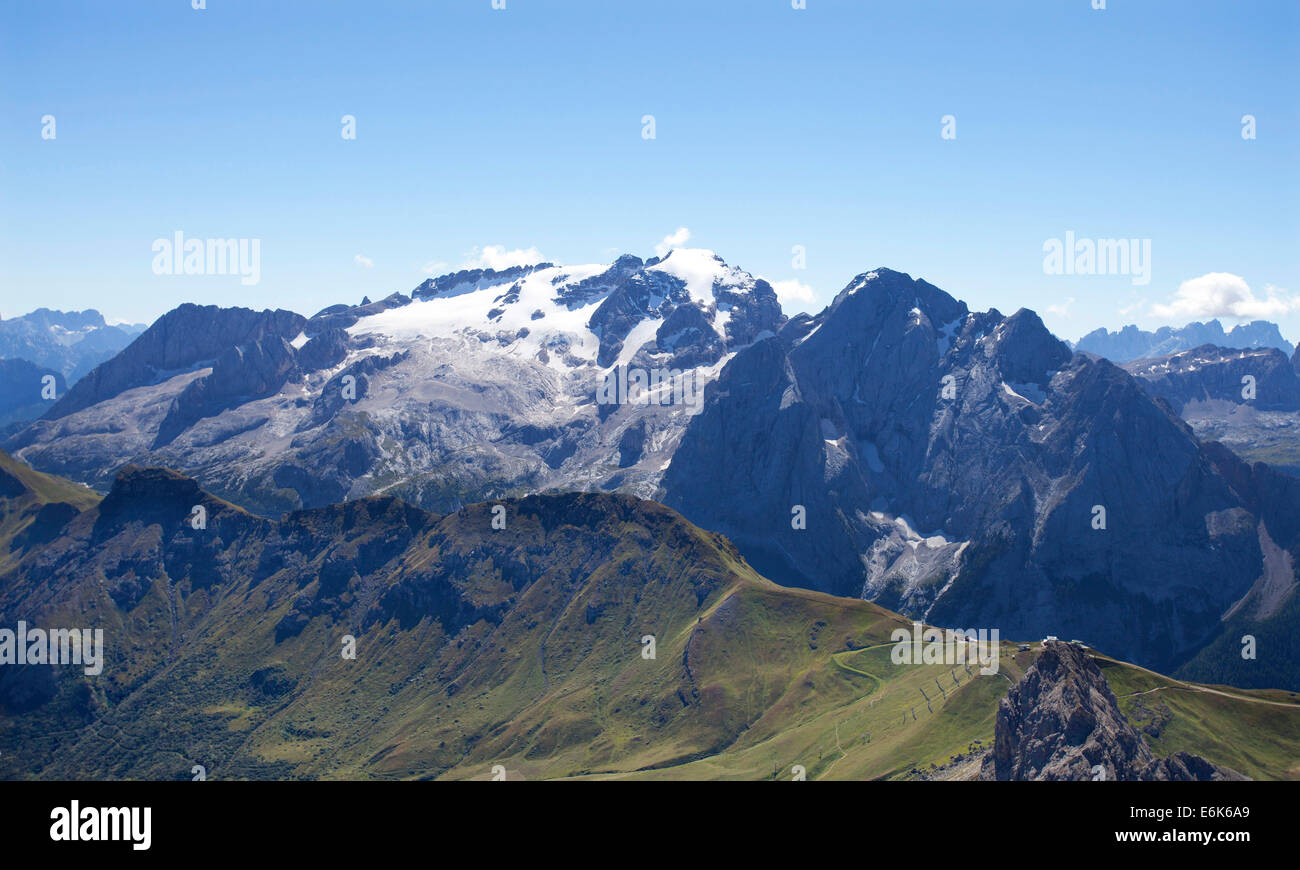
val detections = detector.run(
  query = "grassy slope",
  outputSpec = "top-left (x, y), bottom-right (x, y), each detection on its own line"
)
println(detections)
top-left (0, 458), bottom-right (1297, 780)
top-left (1100, 655), bottom-right (1300, 781)
top-left (0, 448), bottom-right (99, 566)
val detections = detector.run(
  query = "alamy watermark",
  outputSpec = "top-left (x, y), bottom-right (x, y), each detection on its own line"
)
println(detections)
top-left (597, 365), bottom-right (704, 415)
top-left (890, 621), bottom-right (1000, 675)
top-left (50, 801), bottom-right (150, 851)
top-left (152, 231), bottom-right (261, 286)
top-left (1042, 231), bottom-right (1150, 286)
top-left (0, 621), bottom-right (103, 675)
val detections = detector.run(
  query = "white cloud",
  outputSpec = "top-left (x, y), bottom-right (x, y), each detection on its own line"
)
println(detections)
top-left (1046, 297), bottom-right (1075, 318)
top-left (421, 260), bottom-right (449, 275)
top-left (353, 254), bottom-right (374, 268)
top-left (771, 279), bottom-right (816, 305)
top-left (462, 245), bottom-right (546, 271)
top-left (1150, 273), bottom-right (1299, 320)
top-left (655, 227), bottom-right (691, 258)
top-left (1118, 297), bottom-right (1146, 319)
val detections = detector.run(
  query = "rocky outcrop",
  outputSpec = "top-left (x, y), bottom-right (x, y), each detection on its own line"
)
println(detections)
top-left (980, 642), bottom-right (1247, 781)
top-left (39, 304), bottom-right (306, 421)
top-left (554, 254), bottom-right (645, 310)
top-left (411, 264), bottom-right (552, 302)
top-left (154, 336), bottom-right (299, 447)
top-left (588, 269), bottom-right (694, 367)
top-left (308, 293), bottom-right (411, 332)
top-left (649, 301), bottom-right (722, 369)
top-left (1123, 345), bottom-right (1300, 413)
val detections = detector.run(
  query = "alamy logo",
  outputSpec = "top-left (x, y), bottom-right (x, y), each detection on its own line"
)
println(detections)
top-left (890, 621), bottom-right (1000, 675)
top-left (0, 621), bottom-right (103, 675)
top-left (596, 365), bottom-right (704, 415)
top-left (50, 801), bottom-right (151, 851)
top-left (1042, 230), bottom-right (1150, 286)
top-left (152, 231), bottom-right (261, 286)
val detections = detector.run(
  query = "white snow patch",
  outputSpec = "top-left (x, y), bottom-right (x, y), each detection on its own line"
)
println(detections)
top-left (936, 317), bottom-right (962, 355)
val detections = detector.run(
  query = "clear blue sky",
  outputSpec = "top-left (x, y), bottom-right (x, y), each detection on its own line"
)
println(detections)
top-left (2, 0), bottom-right (1297, 342)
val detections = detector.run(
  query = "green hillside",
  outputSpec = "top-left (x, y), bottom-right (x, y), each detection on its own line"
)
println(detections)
top-left (0, 447), bottom-right (99, 567)
top-left (1, 459), bottom-right (1297, 780)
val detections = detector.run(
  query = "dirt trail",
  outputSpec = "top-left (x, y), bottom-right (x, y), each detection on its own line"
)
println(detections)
top-left (1119, 682), bottom-right (1300, 709)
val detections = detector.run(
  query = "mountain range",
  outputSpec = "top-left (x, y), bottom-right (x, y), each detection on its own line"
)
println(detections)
top-left (8, 250), bottom-right (780, 515)
top-left (4, 252), bottom-right (1298, 694)
top-left (1075, 319), bottom-right (1295, 362)
top-left (1120, 345), bottom-right (1300, 477)
top-left (0, 309), bottom-right (146, 432)
top-left (0, 308), bottom-right (146, 382)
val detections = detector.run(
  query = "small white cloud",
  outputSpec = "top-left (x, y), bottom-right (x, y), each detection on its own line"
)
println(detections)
top-left (1150, 272), bottom-right (1299, 320)
top-left (421, 260), bottom-right (449, 275)
top-left (1117, 297), bottom-right (1146, 319)
top-left (353, 254), bottom-right (374, 268)
top-left (1046, 297), bottom-right (1075, 318)
top-left (771, 279), bottom-right (816, 305)
top-left (463, 245), bottom-right (546, 271)
top-left (655, 227), bottom-right (691, 258)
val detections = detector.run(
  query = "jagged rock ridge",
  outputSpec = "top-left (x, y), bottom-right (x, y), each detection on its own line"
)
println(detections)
top-left (980, 641), bottom-right (1247, 781)
top-left (1076, 319), bottom-right (1294, 362)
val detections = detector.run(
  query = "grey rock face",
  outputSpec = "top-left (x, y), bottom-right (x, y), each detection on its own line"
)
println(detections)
top-left (651, 303), bottom-right (723, 370)
top-left (37, 304), bottom-right (306, 421)
top-left (554, 254), bottom-right (645, 310)
top-left (1123, 346), bottom-right (1300, 477)
top-left (979, 641), bottom-right (1247, 781)
top-left (660, 269), bottom-right (1284, 675)
top-left (309, 293), bottom-right (411, 332)
top-left (154, 335), bottom-right (300, 447)
top-left (589, 269), bottom-right (693, 367)
top-left (1123, 345), bottom-right (1300, 413)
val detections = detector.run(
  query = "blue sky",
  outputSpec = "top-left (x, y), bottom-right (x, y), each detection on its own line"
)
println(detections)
top-left (2, 0), bottom-right (1297, 343)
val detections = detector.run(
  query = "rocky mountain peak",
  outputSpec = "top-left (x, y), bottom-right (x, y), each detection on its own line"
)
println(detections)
top-left (39, 304), bottom-right (306, 422)
top-left (979, 641), bottom-right (1247, 781)
top-left (93, 464), bottom-right (257, 542)
top-left (991, 308), bottom-right (1073, 386)
top-left (101, 464), bottom-right (203, 505)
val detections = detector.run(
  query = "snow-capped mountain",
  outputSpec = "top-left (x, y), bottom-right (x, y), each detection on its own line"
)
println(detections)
top-left (7, 249), bottom-right (784, 515)
top-left (7, 258), bottom-right (1299, 687)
